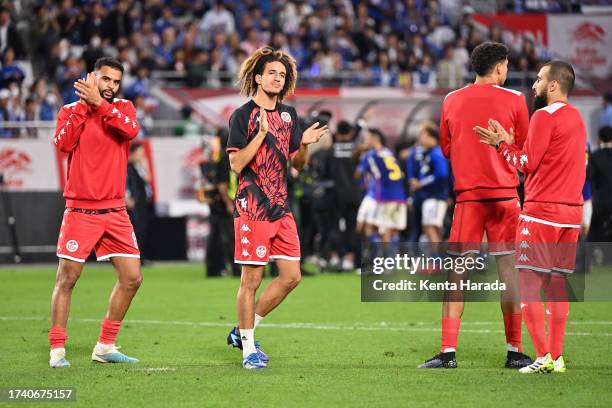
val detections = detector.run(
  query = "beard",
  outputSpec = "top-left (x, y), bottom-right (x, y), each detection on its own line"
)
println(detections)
top-left (99, 89), bottom-right (117, 103)
top-left (533, 88), bottom-right (548, 110)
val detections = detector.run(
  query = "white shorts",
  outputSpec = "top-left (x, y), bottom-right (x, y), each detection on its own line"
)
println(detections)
top-left (421, 198), bottom-right (448, 228)
top-left (376, 201), bottom-right (407, 232)
top-left (357, 195), bottom-right (378, 226)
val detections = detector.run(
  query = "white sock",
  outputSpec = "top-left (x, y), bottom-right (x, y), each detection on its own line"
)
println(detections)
top-left (507, 343), bottom-right (519, 352)
top-left (50, 347), bottom-right (65, 359)
top-left (95, 342), bottom-right (114, 351)
top-left (240, 328), bottom-right (256, 358)
top-left (254, 314), bottom-right (264, 328)
top-left (442, 347), bottom-right (456, 353)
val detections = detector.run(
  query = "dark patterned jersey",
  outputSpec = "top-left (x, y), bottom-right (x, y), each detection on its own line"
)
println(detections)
top-left (227, 100), bottom-right (303, 221)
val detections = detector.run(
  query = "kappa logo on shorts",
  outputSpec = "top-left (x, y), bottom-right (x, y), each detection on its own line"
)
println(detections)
top-left (518, 254), bottom-right (530, 262)
top-left (281, 111), bottom-right (292, 123)
top-left (520, 228), bottom-right (530, 236)
top-left (241, 237), bottom-right (251, 245)
top-left (66, 240), bottom-right (79, 252)
top-left (256, 245), bottom-right (267, 258)
top-left (242, 249), bottom-right (251, 257)
top-left (519, 241), bottom-right (530, 249)
top-left (240, 224), bottom-right (251, 232)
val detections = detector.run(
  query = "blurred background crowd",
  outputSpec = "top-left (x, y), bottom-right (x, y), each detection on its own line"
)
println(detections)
top-left (2, 0), bottom-right (605, 135)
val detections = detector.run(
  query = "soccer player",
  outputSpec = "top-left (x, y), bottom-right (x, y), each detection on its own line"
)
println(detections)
top-left (407, 123), bottom-right (450, 258)
top-left (356, 128), bottom-right (407, 246)
top-left (419, 42), bottom-right (532, 369)
top-left (476, 61), bottom-right (586, 374)
top-left (49, 57), bottom-right (141, 368)
top-left (225, 47), bottom-right (327, 369)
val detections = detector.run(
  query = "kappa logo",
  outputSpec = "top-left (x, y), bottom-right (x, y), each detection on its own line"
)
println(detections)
top-left (238, 197), bottom-right (247, 210)
top-left (256, 245), bottom-right (267, 258)
top-left (519, 154), bottom-right (528, 167)
top-left (519, 241), bottom-right (530, 249)
top-left (242, 250), bottom-right (251, 257)
top-left (124, 116), bottom-right (131, 124)
top-left (518, 254), bottom-right (530, 262)
top-left (512, 155), bottom-right (517, 165)
top-left (520, 228), bottom-right (530, 236)
top-left (66, 240), bottom-right (79, 253)
top-left (240, 224), bottom-right (251, 232)
top-left (241, 237), bottom-right (250, 245)
top-left (281, 111), bottom-right (292, 123)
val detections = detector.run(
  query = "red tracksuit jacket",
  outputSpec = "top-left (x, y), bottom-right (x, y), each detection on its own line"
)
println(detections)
top-left (497, 101), bottom-right (586, 224)
top-left (53, 99), bottom-right (140, 209)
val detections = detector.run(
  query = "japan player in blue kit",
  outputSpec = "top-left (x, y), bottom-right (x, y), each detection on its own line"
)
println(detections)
top-left (356, 129), bottom-right (407, 249)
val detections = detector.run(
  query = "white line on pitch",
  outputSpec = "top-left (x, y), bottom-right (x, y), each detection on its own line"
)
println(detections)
top-left (1, 316), bottom-right (611, 337)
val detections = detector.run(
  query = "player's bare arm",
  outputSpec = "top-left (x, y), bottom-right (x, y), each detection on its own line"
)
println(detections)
top-left (292, 121), bottom-right (328, 171)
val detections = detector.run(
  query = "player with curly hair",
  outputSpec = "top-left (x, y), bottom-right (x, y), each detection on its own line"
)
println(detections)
top-left (224, 46), bottom-right (328, 369)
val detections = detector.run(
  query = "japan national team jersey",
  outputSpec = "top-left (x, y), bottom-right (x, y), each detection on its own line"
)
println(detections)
top-left (357, 148), bottom-right (406, 202)
top-left (227, 100), bottom-right (302, 221)
top-left (407, 145), bottom-right (449, 201)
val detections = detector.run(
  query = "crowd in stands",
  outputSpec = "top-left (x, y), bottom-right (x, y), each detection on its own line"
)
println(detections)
top-left (0, 0), bottom-right (573, 137)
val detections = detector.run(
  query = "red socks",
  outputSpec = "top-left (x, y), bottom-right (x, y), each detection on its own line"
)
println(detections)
top-left (440, 316), bottom-right (460, 352)
top-left (98, 318), bottom-right (122, 345)
top-left (48, 326), bottom-right (67, 349)
top-left (546, 274), bottom-right (569, 359)
top-left (503, 313), bottom-right (523, 352)
top-left (520, 269), bottom-right (569, 358)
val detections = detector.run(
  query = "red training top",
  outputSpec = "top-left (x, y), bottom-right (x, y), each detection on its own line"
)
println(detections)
top-left (440, 83), bottom-right (530, 202)
top-left (53, 99), bottom-right (140, 209)
top-left (497, 101), bottom-right (586, 224)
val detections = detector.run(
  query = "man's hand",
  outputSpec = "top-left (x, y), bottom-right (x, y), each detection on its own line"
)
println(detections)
top-left (301, 121), bottom-right (328, 145)
top-left (74, 73), bottom-right (103, 107)
top-left (409, 178), bottom-right (422, 192)
top-left (258, 108), bottom-right (268, 136)
top-left (474, 119), bottom-right (514, 147)
top-left (225, 201), bottom-right (234, 215)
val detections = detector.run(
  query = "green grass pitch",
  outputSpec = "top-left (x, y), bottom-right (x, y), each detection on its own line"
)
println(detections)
top-left (1, 263), bottom-right (611, 407)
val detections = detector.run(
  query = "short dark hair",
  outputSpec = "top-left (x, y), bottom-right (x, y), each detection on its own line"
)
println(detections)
top-left (337, 120), bottom-right (352, 135)
top-left (94, 57), bottom-right (124, 74)
top-left (422, 125), bottom-right (439, 141)
top-left (470, 42), bottom-right (509, 76)
top-left (369, 128), bottom-right (386, 146)
top-left (543, 60), bottom-right (575, 95)
top-left (599, 126), bottom-right (612, 143)
top-left (130, 142), bottom-right (143, 154)
top-left (604, 92), bottom-right (612, 104)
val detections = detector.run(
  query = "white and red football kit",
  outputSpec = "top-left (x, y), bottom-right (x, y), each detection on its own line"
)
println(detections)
top-left (496, 101), bottom-right (586, 273)
top-left (54, 99), bottom-right (141, 262)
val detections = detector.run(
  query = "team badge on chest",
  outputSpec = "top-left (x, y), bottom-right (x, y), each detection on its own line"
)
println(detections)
top-left (281, 111), bottom-right (292, 123)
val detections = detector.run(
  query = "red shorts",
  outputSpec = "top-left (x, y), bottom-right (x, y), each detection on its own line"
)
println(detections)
top-left (448, 199), bottom-right (519, 256)
top-left (56, 208), bottom-right (140, 263)
top-left (234, 213), bottom-right (301, 265)
top-left (515, 214), bottom-right (580, 274)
